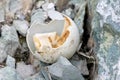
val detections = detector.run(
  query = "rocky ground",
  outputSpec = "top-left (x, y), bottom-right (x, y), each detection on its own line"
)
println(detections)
top-left (0, 0), bottom-right (120, 80)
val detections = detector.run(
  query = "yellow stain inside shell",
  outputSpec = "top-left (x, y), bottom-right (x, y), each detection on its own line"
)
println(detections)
top-left (33, 17), bottom-right (71, 52)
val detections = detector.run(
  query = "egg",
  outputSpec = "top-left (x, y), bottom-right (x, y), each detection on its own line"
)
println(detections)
top-left (26, 15), bottom-right (80, 63)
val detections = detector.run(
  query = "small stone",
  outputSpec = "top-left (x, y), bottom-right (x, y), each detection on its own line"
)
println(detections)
top-left (62, 8), bottom-right (73, 17)
top-left (47, 3), bottom-right (55, 11)
top-left (48, 56), bottom-right (85, 80)
top-left (16, 62), bottom-right (36, 79)
top-left (6, 55), bottom-right (15, 68)
top-left (13, 20), bottom-right (29, 36)
top-left (9, 0), bottom-right (22, 14)
top-left (48, 10), bottom-right (64, 20)
top-left (36, 1), bottom-right (45, 9)
top-left (0, 25), bottom-right (19, 63)
top-left (31, 9), bottom-right (47, 24)
top-left (70, 58), bottom-right (89, 75)
top-left (0, 67), bottom-right (23, 80)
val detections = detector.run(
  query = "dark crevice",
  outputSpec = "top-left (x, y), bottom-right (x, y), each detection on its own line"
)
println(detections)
top-left (77, 3), bottom-right (98, 80)
top-left (80, 4), bottom-right (92, 52)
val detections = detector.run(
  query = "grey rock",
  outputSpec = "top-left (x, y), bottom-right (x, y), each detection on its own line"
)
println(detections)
top-left (9, 0), bottom-right (22, 14)
top-left (31, 9), bottom-right (47, 24)
top-left (48, 56), bottom-right (84, 80)
top-left (0, 25), bottom-right (19, 63)
top-left (89, 0), bottom-right (120, 79)
top-left (16, 62), bottom-right (36, 79)
top-left (36, 1), bottom-right (45, 9)
top-left (13, 20), bottom-right (29, 36)
top-left (0, 8), bottom-right (5, 22)
top-left (0, 66), bottom-right (23, 80)
top-left (24, 72), bottom-right (45, 80)
top-left (6, 55), bottom-right (15, 68)
top-left (70, 57), bottom-right (89, 75)
top-left (0, 1), bottom-right (6, 22)
top-left (0, 40), bottom-right (7, 63)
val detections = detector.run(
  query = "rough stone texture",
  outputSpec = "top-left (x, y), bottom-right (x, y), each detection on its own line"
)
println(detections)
top-left (6, 55), bottom-right (15, 68)
top-left (0, 67), bottom-right (23, 80)
top-left (31, 9), bottom-right (47, 24)
top-left (48, 56), bottom-right (84, 80)
top-left (13, 20), bottom-right (29, 36)
top-left (0, 41), bottom-right (8, 63)
top-left (0, 8), bottom-right (5, 22)
top-left (89, 0), bottom-right (120, 79)
top-left (70, 58), bottom-right (89, 75)
top-left (24, 72), bottom-right (45, 80)
top-left (0, 0), bottom-right (6, 22)
top-left (16, 62), bottom-right (36, 79)
top-left (9, 0), bottom-right (22, 14)
top-left (0, 25), bottom-right (19, 63)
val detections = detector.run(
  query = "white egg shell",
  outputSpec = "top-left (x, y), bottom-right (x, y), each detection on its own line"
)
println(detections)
top-left (26, 15), bottom-right (80, 63)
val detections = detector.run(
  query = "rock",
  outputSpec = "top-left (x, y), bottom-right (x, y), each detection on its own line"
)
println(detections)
top-left (73, 0), bottom-right (86, 34)
top-left (48, 56), bottom-right (85, 80)
top-left (16, 62), bottom-right (36, 79)
top-left (13, 20), bottom-right (29, 36)
top-left (31, 9), bottom-right (47, 24)
top-left (0, 8), bottom-right (5, 22)
top-left (31, 57), bottom-right (41, 72)
top-left (9, 0), bottom-right (22, 14)
top-left (24, 72), bottom-right (45, 80)
top-left (62, 8), bottom-right (73, 18)
top-left (48, 10), bottom-right (64, 20)
top-left (0, 67), bottom-right (23, 80)
top-left (0, 25), bottom-right (19, 63)
top-left (21, 0), bottom-right (33, 15)
top-left (36, 1), bottom-right (45, 9)
top-left (89, 0), bottom-right (120, 79)
top-left (0, 40), bottom-right (7, 63)
top-left (6, 55), bottom-right (15, 68)
top-left (70, 57), bottom-right (89, 75)
top-left (15, 12), bottom-right (25, 20)
top-left (0, 1), bottom-right (5, 22)
top-left (55, 0), bottom-right (69, 12)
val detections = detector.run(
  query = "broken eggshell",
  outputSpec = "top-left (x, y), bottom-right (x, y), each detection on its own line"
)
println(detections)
top-left (26, 15), bottom-right (80, 63)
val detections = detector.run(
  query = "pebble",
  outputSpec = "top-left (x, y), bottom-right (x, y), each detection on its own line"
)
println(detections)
top-left (6, 55), bottom-right (15, 68)
top-left (48, 56), bottom-right (85, 80)
top-left (13, 20), bottom-right (29, 37)
top-left (0, 67), bottom-right (23, 80)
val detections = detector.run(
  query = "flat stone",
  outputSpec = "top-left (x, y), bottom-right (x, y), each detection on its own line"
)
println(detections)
top-left (0, 67), bottom-right (23, 80)
top-left (6, 55), bottom-right (15, 68)
top-left (48, 56), bottom-right (85, 80)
